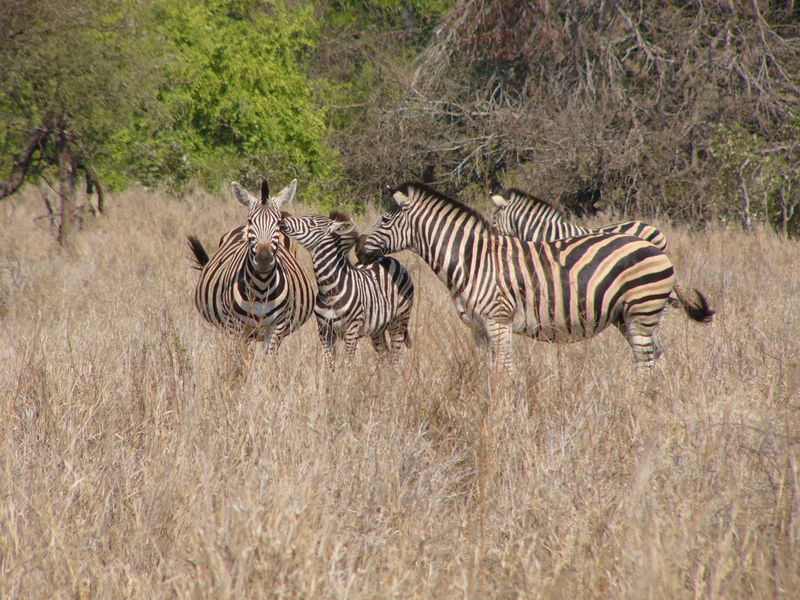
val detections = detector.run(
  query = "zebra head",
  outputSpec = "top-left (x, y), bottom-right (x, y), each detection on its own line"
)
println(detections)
top-left (491, 188), bottom-right (565, 238)
top-left (490, 190), bottom-right (514, 235)
top-left (355, 187), bottom-right (414, 264)
top-left (231, 178), bottom-right (297, 273)
top-left (281, 211), bottom-right (357, 253)
top-left (490, 189), bottom-right (538, 238)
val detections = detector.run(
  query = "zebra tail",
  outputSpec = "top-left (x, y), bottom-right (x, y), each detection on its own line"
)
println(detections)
top-left (187, 235), bottom-right (210, 270)
top-left (673, 283), bottom-right (715, 324)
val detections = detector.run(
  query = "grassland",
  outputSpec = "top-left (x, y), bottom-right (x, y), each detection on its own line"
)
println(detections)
top-left (1, 187), bottom-right (798, 599)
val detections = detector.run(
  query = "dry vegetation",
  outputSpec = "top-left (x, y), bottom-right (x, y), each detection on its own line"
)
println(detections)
top-left (1, 187), bottom-right (799, 599)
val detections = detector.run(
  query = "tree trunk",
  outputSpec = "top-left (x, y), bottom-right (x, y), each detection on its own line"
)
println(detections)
top-left (56, 131), bottom-right (77, 246)
top-left (738, 159), bottom-right (752, 232)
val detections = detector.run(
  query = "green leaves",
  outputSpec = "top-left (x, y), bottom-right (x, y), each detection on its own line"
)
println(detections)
top-left (132, 0), bottom-right (340, 200)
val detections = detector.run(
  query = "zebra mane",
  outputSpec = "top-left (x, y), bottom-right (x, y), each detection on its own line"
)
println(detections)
top-left (392, 182), bottom-right (494, 232)
top-left (328, 209), bottom-right (352, 223)
top-left (501, 188), bottom-right (567, 217)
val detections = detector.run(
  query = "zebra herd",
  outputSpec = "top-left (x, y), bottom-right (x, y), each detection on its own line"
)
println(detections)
top-left (188, 178), bottom-right (714, 370)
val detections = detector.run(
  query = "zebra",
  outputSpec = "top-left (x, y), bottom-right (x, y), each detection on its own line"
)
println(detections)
top-left (356, 182), bottom-right (713, 370)
top-left (187, 179), bottom-right (314, 353)
top-left (491, 188), bottom-right (668, 251)
top-left (280, 210), bottom-right (414, 368)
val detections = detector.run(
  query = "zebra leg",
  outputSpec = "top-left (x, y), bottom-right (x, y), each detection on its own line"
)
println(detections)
top-left (455, 298), bottom-right (490, 347)
top-left (370, 330), bottom-right (389, 355)
top-left (485, 319), bottom-right (513, 372)
top-left (378, 325), bottom-right (404, 366)
top-left (472, 325), bottom-right (491, 348)
top-left (262, 325), bottom-right (286, 355)
top-left (617, 318), bottom-right (662, 367)
top-left (317, 319), bottom-right (337, 370)
top-left (386, 322), bottom-right (408, 353)
top-left (343, 322), bottom-right (362, 358)
top-left (387, 311), bottom-right (412, 353)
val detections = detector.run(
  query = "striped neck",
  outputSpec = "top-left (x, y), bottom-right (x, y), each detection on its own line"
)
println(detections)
top-left (308, 240), bottom-right (352, 299)
top-left (408, 196), bottom-right (493, 290)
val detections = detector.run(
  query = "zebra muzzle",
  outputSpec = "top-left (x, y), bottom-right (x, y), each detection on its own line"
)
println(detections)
top-left (254, 243), bottom-right (274, 271)
top-left (355, 235), bottom-right (377, 263)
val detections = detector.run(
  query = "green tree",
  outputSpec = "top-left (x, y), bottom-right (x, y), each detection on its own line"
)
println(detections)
top-left (710, 119), bottom-right (800, 237)
top-left (0, 0), bottom-right (164, 243)
top-left (130, 0), bottom-right (341, 203)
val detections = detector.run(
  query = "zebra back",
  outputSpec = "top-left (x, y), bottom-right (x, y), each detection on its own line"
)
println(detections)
top-left (491, 188), bottom-right (667, 251)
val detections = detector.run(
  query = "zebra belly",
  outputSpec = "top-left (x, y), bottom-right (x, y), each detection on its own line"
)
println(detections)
top-left (510, 281), bottom-right (612, 343)
top-left (315, 302), bottom-right (370, 337)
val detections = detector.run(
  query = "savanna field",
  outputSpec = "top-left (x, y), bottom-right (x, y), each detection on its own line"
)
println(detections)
top-left (1, 187), bottom-right (798, 599)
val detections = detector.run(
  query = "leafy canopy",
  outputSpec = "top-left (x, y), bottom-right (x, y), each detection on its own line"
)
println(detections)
top-left (126, 0), bottom-right (340, 201)
top-left (0, 0), bottom-right (164, 189)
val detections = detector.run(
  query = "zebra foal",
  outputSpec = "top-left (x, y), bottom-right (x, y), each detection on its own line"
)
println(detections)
top-left (188, 179), bottom-right (314, 353)
top-left (281, 211), bottom-right (414, 367)
top-left (491, 188), bottom-right (668, 251)
top-left (357, 182), bottom-right (713, 371)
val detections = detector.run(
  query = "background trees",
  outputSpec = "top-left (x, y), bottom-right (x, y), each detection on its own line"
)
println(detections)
top-left (329, 0), bottom-right (800, 233)
top-left (133, 0), bottom-right (341, 201)
top-left (2, 0), bottom-right (799, 239)
top-left (0, 0), bottom-right (163, 243)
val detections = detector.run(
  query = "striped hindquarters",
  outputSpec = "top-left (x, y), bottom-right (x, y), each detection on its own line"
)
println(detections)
top-left (346, 256), bottom-right (414, 336)
top-left (498, 233), bottom-right (675, 342)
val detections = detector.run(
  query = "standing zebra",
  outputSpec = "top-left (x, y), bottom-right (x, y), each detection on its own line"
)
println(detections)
top-left (187, 179), bottom-right (314, 353)
top-left (357, 182), bottom-right (713, 370)
top-left (281, 211), bottom-right (414, 368)
top-left (491, 188), bottom-right (668, 251)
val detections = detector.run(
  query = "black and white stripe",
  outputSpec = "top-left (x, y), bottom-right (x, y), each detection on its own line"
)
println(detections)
top-left (357, 182), bottom-right (712, 369)
top-left (188, 179), bottom-right (314, 353)
top-left (281, 211), bottom-right (414, 367)
top-left (491, 188), bottom-right (667, 250)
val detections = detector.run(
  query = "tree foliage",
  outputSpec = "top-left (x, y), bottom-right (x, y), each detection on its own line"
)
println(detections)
top-left (2, 0), bottom-right (799, 238)
top-left (0, 0), bottom-right (342, 228)
top-left (0, 0), bottom-right (164, 241)
top-left (127, 0), bottom-right (341, 200)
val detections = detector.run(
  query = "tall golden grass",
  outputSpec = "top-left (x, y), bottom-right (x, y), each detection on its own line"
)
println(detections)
top-left (1, 187), bottom-right (798, 599)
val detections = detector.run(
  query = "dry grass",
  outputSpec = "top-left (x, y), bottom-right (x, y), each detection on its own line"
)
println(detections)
top-left (1, 187), bottom-right (798, 599)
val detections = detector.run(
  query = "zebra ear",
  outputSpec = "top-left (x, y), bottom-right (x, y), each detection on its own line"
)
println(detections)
top-left (273, 179), bottom-right (298, 209)
top-left (491, 194), bottom-right (509, 208)
top-left (330, 220), bottom-right (355, 235)
top-left (393, 190), bottom-right (412, 207)
top-left (231, 182), bottom-right (255, 208)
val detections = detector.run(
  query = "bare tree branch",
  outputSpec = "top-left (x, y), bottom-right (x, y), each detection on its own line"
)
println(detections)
top-left (0, 126), bottom-right (51, 199)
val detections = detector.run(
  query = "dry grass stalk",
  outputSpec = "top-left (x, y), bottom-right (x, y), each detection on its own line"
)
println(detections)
top-left (0, 187), bottom-right (798, 598)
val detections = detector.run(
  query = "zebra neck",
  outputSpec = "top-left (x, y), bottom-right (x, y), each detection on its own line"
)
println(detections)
top-left (310, 246), bottom-right (351, 298)
top-left (415, 218), bottom-right (489, 294)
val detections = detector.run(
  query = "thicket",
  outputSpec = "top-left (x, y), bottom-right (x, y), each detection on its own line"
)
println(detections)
top-left (327, 0), bottom-right (800, 234)
top-left (1, 0), bottom-right (799, 239)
